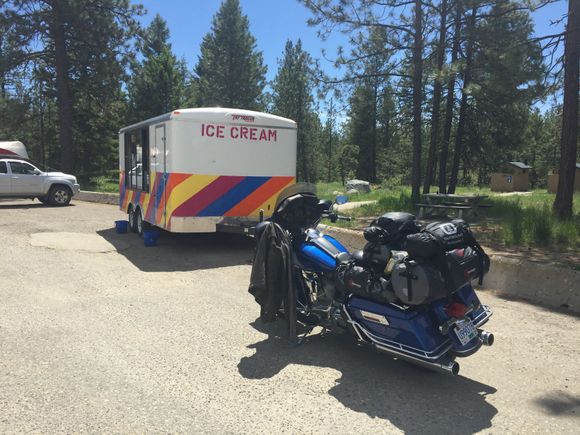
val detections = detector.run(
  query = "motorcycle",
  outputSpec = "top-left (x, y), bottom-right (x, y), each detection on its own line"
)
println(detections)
top-left (250, 184), bottom-right (493, 376)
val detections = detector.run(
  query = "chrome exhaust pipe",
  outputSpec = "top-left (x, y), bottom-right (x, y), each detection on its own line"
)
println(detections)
top-left (479, 330), bottom-right (494, 347)
top-left (372, 342), bottom-right (460, 375)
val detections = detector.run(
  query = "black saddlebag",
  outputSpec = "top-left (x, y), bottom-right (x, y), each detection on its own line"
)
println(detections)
top-left (405, 219), bottom-right (490, 291)
top-left (390, 260), bottom-right (448, 305)
top-left (445, 246), bottom-right (490, 292)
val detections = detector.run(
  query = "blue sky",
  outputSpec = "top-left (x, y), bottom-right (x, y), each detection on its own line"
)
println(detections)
top-left (137, 0), bottom-right (567, 115)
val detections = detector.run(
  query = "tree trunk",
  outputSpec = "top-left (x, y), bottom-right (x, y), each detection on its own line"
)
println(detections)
top-left (448, 4), bottom-right (477, 194)
top-left (439, 1), bottom-right (462, 193)
top-left (554, 0), bottom-right (580, 220)
top-left (411, 0), bottom-right (424, 204)
top-left (48, 0), bottom-right (74, 173)
top-left (423, 0), bottom-right (448, 194)
top-left (327, 98), bottom-right (334, 182)
top-left (371, 78), bottom-right (378, 183)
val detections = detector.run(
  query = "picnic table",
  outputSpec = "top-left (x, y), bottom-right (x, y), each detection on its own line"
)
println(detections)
top-left (416, 193), bottom-right (491, 221)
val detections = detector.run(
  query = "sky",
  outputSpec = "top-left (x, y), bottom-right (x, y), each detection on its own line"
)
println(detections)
top-left (137, 0), bottom-right (569, 109)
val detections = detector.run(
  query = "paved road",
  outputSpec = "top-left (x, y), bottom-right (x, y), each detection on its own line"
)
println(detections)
top-left (0, 199), bottom-right (578, 434)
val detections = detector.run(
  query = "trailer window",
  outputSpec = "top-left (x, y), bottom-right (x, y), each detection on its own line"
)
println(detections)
top-left (124, 128), bottom-right (149, 191)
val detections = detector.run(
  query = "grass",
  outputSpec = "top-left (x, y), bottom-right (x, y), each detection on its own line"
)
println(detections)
top-left (317, 182), bottom-right (580, 253)
top-left (79, 172), bottom-right (119, 193)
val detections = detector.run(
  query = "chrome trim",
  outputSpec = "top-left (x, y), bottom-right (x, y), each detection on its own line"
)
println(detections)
top-left (342, 306), bottom-right (367, 342)
top-left (472, 305), bottom-right (493, 328)
top-left (357, 323), bottom-right (453, 361)
top-left (342, 305), bottom-right (453, 361)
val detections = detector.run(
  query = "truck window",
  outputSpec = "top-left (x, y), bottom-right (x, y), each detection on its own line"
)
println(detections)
top-left (124, 127), bottom-right (149, 191)
top-left (10, 161), bottom-right (36, 175)
top-left (0, 162), bottom-right (6, 174)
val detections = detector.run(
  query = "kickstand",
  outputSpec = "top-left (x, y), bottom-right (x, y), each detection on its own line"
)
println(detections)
top-left (295, 325), bottom-right (314, 344)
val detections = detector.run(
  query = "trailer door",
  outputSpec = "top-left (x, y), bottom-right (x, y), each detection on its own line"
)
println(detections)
top-left (154, 124), bottom-right (167, 227)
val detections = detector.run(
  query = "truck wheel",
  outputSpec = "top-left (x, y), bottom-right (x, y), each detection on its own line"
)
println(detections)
top-left (48, 185), bottom-right (72, 206)
top-left (128, 205), bottom-right (137, 233)
top-left (37, 196), bottom-right (49, 204)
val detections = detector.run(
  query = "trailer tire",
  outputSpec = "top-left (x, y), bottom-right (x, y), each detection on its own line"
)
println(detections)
top-left (136, 207), bottom-right (145, 237)
top-left (128, 205), bottom-right (137, 233)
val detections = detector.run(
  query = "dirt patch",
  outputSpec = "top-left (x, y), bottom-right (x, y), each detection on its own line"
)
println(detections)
top-left (30, 232), bottom-right (130, 253)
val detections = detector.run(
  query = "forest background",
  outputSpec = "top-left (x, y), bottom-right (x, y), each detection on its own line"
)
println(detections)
top-left (1, 0), bottom-right (578, 219)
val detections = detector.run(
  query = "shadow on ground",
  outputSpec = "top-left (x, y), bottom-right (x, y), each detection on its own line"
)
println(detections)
top-left (0, 201), bottom-right (76, 209)
top-left (534, 391), bottom-right (580, 416)
top-left (97, 228), bottom-right (255, 272)
top-left (239, 320), bottom-right (498, 434)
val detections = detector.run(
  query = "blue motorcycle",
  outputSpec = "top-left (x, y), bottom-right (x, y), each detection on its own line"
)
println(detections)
top-left (250, 184), bottom-right (493, 376)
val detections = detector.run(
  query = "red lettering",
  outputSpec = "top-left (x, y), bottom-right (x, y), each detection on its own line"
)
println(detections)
top-left (206, 124), bottom-right (215, 137)
top-left (201, 123), bottom-right (205, 136)
top-left (231, 126), bottom-right (238, 139)
top-left (250, 128), bottom-right (257, 141)
top-left (217, 125), bottom-right (225, 138)
top-left (240, 126), bottom-right (249, 139)
top-left (268, 130), bottom-right (277, 141)
top-left (259, 129), bottom-right (267, 141)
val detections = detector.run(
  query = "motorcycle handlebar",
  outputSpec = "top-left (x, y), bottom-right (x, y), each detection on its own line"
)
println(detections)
top-left (323, 212), bottom-right (352, 223)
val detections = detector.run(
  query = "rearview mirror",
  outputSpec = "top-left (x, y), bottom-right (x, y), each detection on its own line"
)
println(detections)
top-left (335, 195), bottom-right (348, 205)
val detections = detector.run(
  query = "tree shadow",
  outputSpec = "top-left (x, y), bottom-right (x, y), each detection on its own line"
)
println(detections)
top-left (239, 320), bottom-right (498, 434)
top-left (534, 392), bottom-right (580, 416)
top-left (96, 228), bottom-right (255, 272)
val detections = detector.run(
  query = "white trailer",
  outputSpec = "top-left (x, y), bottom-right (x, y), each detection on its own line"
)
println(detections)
top-left (119, 108), bottom-right (297, 234)
top-left (0, 141), bottom-right (29, 159)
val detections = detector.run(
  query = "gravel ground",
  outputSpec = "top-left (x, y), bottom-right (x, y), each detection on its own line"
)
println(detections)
top-left (0, 199), bottom-right (579, 434)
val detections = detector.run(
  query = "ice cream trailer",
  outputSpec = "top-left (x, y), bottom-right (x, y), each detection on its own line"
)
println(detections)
top-left (119, 108), bottom-right (297, 234)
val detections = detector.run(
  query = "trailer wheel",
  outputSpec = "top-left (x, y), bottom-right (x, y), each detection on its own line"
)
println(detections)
top-left (136, 207), bottom-right (145, 237)
top-left (128, 205), bottom-right (137, 233)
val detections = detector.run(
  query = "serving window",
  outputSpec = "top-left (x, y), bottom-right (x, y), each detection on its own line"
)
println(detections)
top-left (124, 128), bottom-right (149, 191)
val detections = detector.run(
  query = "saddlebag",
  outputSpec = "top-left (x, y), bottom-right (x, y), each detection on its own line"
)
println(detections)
top-left (403, 219), bottom-right (490, 295)
top-left (390, 260), bottom-right (448, 305)
top-left (445, 246), bottom-right (488, 292)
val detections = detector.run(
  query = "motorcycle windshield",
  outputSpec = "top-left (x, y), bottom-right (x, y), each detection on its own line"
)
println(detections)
top-left (273, 182), bottom-right (317, 213)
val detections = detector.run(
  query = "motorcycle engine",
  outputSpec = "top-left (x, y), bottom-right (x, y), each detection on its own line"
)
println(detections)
top-left (360, 242), bottom-right (392, 273)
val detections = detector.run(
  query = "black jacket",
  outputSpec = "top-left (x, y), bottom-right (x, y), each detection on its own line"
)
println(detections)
top-left (248, 222), bottom-right (296, 336)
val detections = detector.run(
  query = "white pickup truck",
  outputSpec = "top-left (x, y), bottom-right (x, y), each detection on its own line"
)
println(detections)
top-left (0, 157), bottom-right (80, 206)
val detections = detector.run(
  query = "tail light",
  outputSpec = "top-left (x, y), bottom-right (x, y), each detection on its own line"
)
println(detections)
top-left (445, 301), bottom-right (468, 318)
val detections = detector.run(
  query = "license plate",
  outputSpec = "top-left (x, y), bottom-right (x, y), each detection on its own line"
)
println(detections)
top-left (454, 319), bottom-right (478, 346)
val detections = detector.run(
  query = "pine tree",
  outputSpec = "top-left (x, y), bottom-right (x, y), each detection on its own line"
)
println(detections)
top-left (554, 0), bottom-right (580, 220)
top-left (195, 0), bottom-right (266, 109)
top-left (2, 0), bottom-right (141, 174)
top-left (271, 39), bottom-right (319, 182)
top-left (127, 14), bottom-right (188, 122)
top-left (347, 84), bottom-right (376, 180)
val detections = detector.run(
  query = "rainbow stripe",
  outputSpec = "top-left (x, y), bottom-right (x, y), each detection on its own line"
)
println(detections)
top-left (119, 171), bottom-right (294, 230)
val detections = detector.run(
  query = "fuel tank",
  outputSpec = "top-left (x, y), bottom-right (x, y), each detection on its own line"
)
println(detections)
top-left (297, 229), bottom-right (350, 271)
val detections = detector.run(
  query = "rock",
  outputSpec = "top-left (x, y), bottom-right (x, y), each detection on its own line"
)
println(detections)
top-left (345, 179), bottom-right (371, 193)
top-left (346, 189), bottom-right (359, 195)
